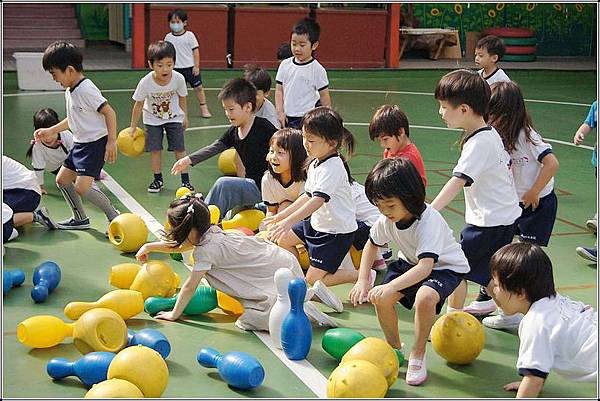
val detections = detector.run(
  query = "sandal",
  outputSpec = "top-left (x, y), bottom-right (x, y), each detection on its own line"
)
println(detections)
top-left (406, 356), bottom-right (427, 386)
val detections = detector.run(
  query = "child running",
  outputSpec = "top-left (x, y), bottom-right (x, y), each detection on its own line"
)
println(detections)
top-left (349, 158), bottom-right (470, 386)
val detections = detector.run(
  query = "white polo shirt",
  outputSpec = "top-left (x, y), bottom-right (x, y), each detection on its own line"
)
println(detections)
top-left (261, 172), bottom-right (304, 207)
top-left (65, 78), bottom-right (108, 143)
top-left (165, 30), bottom-right (199, 68)
top-left (132, 71), bottom-right (188, 126)
top-left (478, 68), bottom-right (511, 85)
top-left (509, 128), bottom-right (554, 199)
top-left (453, 126), bottom-right (521, 227)
top-left (3, 156), bottom-right (41, 194)
top-left (350, 181), bottom-right (381, 227)
top-left (256, 98), bottom-right (281, 129)
top-left (305, 154), bottom-right (357, 234)
top-left (275, 57), bottom-right (329, 117)
top-left (31, 130), bottom-right (74, 185)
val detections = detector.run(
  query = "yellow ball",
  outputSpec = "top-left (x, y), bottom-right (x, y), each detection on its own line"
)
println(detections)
top-left (341, 337), bottom-right (399, 387)
top-left (116, 127), bottom-right (145, 157)
top-left (327, 359), bottom-right (388, 398)
top-left (175, 186), bottom-right (192, 198)
top-left (85, 378), bottom-right (144, 398)
top-left (350, 245), bottom-right (362, 269)
top-left (107, 345), bottom-right (169, 398)
top-left (73, 308), bottom-right (128, 354)
top-left (108, 213), bottom-right (148, 253)
top-left (296, 245), bottom-right (310, 269)
top-left (431, 311), bottom-right (485, 365)
top-left (217, 148), bottom-right (238, 175)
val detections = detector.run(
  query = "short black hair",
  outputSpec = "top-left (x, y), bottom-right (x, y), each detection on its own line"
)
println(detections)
top-left (218, 78), bottom-right (257, 112)
top-left (243, 64), bottom-right (272, 93)
top-left (434, 69), bottom-right (490, 117)
top-left (369, 104), bottom-right (411, 140)
top-left (292, 17), bottom-right (320, 44)
top-left (168, 8), bottom-right (188, 22)
top-left (490, 243), bottom-right (556, 304)
top-left (42, 41), bottom-right (83, 72)
top-left (27, 108), bottom-right (61, 158)
top-left (476, 35), bottom-right (506, 60)
top-left (147, 40), bottom-right (176, 65)
top-left (277, 42), bottom-right (293, 61)
top-left (365, 158), bottom-right (426, 218)
top-left (268, 128), bottom-right (307, 184)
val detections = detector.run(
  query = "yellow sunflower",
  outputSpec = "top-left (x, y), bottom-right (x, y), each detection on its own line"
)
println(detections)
top-left (576, 3), bottom-right (583, 12)
top-left (553, 4), bottom-right (562, 12)
top-left (496, 3), bottom-right (505, 11)
top-left (527, 3), bottom-right (536, 12)
top-left (431, 8), bottom-right (440, 16)
top-left (454, 4), bottom-right (463, 14)
top-left (488, 9), bottom-right (497, 18)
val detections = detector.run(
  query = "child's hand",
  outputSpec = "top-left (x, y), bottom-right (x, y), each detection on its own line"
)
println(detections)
top-left (262, 214), bottom-right (280, 227)
top-left (154, 310), bottom-right (179, 321)
top-left (128, 126), bottom-right (137, 137)
top-left (183, 116), bottom-right (189, 130)
top-left (521, 189), bottom-right (540, 210)
top-left (277, 111), bottom-right (287, 128)
top-left (34, 127), bottom-right (53, 143)
top-left (266, 219), bottom-right (292, 243)
top-left (574, 131), bottom-right (586, 145)
top-left (367, 283), bottom-right (395, 305)
top-left (105, 140), bottom-right (117, 163)
top-left (40, 185), bottom-right (48, 195)
top-left (171, 157), bottom-right (192, 175)
top-left (349, 280), bottom-right (373, 306)
top-left (135, 244), bottom-right (150, 263)
top-left (192, 66), bottom-right (200, 76)
top-left (503, 381), bottom-right (521, 392)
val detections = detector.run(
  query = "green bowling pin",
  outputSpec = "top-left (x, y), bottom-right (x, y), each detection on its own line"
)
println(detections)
top-left (144, 286), bottom-right (218, 315)
top-left (321, 328), bottom-right (366, 361)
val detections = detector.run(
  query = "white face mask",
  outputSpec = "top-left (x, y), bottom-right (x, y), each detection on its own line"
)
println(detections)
top-left (170, 22), bottom-right (183, 33)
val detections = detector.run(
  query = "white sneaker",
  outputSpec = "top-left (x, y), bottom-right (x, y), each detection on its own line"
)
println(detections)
top-left (8, 228), bottom-right (19, 241)
top-left (463, 299), bottom-right (497, 316)
top-left (312, 280), bottom-right (344, 312)
top-left (482, 312), bottom-right (523, 329)
top-left (586, 218), bottom-right (597, 234)
top-left (304, 301), bottom-right (338, 327)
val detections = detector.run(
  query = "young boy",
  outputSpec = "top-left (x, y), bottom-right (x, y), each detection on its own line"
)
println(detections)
top-left (276, 42), bottom-right (293, 63)
top-left (130, 40), bottom-right (193, 193)
top-left (243, 64), bottom-right (280, 128)
top-left (165, 8), bottom-right (212, 118)
top-left (171, 78), bottom-right (277, 215)
top-left (368, 104), bottom-right (427, 187)
top-left (490, 243), bottom-right (597, 397)
top-left (275, 17), bottom-right (331, 129)
top-left (475, 35), bottom-right (510, 85)
top-left (35, 41), bottom-right (120, 231)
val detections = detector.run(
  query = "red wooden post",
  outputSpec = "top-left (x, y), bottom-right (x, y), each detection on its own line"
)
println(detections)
top-left (131, 3), bottom-right (146, 68)
top-left (386, 3), bottom-right (401, 68)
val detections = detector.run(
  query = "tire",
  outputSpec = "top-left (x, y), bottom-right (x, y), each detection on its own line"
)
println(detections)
top-left (502, 54), bottom-right (537, 62)
top-left (481, 27), bottom-right (534, 38)
top-left (505, 45), bottom-right (536, 55)
top-left (501, 37), bottom-right (537, 46)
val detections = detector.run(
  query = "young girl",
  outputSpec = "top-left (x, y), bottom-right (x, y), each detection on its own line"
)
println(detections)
top-left (350, 158), bottom-right (470, 386)
top-left (135, 193), bottom-right (338, 330)
top-left (483, 81), bottom-right (560, 329)
top-left (265, 107), bottom-right (365, 312)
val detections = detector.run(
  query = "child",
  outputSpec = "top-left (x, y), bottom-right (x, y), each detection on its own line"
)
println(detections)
top-left (490, 243), bottom-right (597, 397)
top-left (369, 104), bottom-right (427, 187)
top-left (130, 40), bottom-right (193, 193)
top-left (349, 158), bottom-right (469, 386)
top-left (475, 35), bottom-right (510, 85)
top-left (243, 64), bottom-right (280, 129)
top-left (35, 41), bottom-right (120, 231)
top-left (482, 81), bottom-right (560, 330)
top-left (275, 17), bottom-right (331, 129)
top-left (171, 78), bottom-right (277, 216)
top-left (135, 193), bottom-right (338, 330)
top-left (2, 155), bottom-right (57, 234)
top-left (165, 8), bottom-right (212, 118)
top-left (431, 69), bottom-right (521, 316)
top-left (265, 107), bottom-right (363, 312)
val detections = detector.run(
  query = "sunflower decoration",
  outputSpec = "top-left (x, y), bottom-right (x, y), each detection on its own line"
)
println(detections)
top-left (488, 9), bottom-right (497, 18)
top-left (454, 4), bottom-right (463, 15)
top-left (553, 3), bottom-right (562, 12)
top-left (575, 3), bottom-right (584, 12)
top-left (526, 3), bottom-right (536, 12)
top-left (496, 3), bottom-right (505, 11)
top-left (431, 7), bottom-right (440, 16)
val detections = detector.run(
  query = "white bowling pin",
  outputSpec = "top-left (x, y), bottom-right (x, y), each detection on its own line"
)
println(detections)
top-left (269, 268), bottom-right (294, 348)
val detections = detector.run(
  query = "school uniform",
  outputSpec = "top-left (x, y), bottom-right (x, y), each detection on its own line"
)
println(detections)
top-left (478, 67), bottom-right (510, 85)
top-left (31, 131), bottom-right (74, 186)
top-left (3, 203), bottom-right (14, 243)
top-left (261, 172), bottom-right (304, 208)
top-left (3, 156), bottom-right (41, 213)
top-left (350, 181), bottom-right (383, 250)
top-left (165, 30), bottom-right (204, 88)
top-left (255, 98), bottom-right (281, 129)
top-left (370, 204), bottom-right (470, 314)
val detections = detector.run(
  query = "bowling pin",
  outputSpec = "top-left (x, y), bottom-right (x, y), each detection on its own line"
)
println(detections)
top-left (3, 268), bottom-right (25, 295)
top-left (268, 268), bottom-right (294, 349)
top-left (31, 261), bottom-right (61, 303)
top-left (321, 328), bottom-right (366, 361)
top-left (108, 263), bottom-right (141, 289)
top-left (280, 278), bottom-right (312, 360)
top-left (221, 209), bottom-right (265, 232)
top-left (17, 315), bottom-right (75, 348)
top-left (144, 285), bottom-right (217, 315)
top-left (216, 290), bottom-right (244, 315)
top-left (127, 329), bottom-right (171, 359)
top-left (64, 289), bottom-right (144, 320)
top-left (197, 347), bottom-right (265, 390)
top-left (47, 351), bottom-right (116, 387)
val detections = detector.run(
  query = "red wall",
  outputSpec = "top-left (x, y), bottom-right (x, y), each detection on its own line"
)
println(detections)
top-left (147, 4), bottom-right (228, 68)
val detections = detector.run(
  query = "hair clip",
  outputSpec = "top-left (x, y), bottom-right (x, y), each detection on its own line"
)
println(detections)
top-left (194, 193), bottom-right (204, 200)
top-left (187, 204), bottom-right (194, 214)
top-left (30, 139), bottom-right (36, 144)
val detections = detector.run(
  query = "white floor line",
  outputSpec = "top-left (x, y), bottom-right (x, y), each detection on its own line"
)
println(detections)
top-left (101, 171), bottom-right (327, 398)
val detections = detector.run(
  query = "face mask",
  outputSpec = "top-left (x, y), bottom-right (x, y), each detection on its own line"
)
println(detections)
top-left (170, 22), bottom-right (183, 33)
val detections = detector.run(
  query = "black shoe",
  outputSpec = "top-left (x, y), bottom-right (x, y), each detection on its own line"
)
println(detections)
top-left (57, 217), bottom-right (90, 230)
top-left (33, 207), bottom-right (57, 229)
top-left (181, 181), bottom-right (195, 192)
top-left (475, 287), bottom-right (492, 302)
top-left (147, 179), bottom-right (164, 193)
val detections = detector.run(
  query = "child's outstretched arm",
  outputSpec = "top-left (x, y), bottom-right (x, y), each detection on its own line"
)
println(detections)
top-left (349, 240), bottom-right (380, 305)
top-left (136, 240), bottom-right (194, 263)
top-left (431, 176), bottom-right (466, 211)
top-left (171, 139), bottom-right (228, 175)
top-left (155, 270), bottom-right (206, 321)
top-left (504, 375), bottom-right (545, 398)
top-left (33, 118), bottom-right (69, 143)
top-left (573, 123), bottom-right (592, 145)
top-left (264, 193), bottom-right (321, 242)
top-left (99, 103), bottom-right (118, 163)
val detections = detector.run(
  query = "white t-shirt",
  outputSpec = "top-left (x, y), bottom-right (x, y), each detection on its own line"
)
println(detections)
top-left (478, 68), bottom-right (511, 85)
top-left (2, 203), bottom-right (13, 225)
top-left (370, 204), bottom-right (470, 273)
top-left (3, 156), bottom-right (41, 195)
top-left (65, 78), bottom-right (108, 143)
top-left (31, 130), bottom-right (74, 186)
top-left (509, 128), bottom-right (554, 199)
top-left (275, 57), bottom-right (329, 117)
top-left (453, 127), bottom-right (521, 227)
top-left (350, 181), bottom-right (381, 227)
top-left (132, 71), bottom-right (188, 126)
top-left (517, 293), bottom-right (597, 382)
top-left (261, 172), bottom-right (304, 207)
top-left (304, 154), bottom-right (357, 234)
top-left (164, 30), bottom-right (199, 68)
top-left (256, 98), bottom-right (281, 129)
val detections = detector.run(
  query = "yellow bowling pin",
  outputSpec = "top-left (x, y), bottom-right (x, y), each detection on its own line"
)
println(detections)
top-left (17, 315), bottom-right (75, 348)
top-left (64, 289), bottom-right (144, 320)
top-left (109, 263), bottom-right (141, 289)
top-left (208, 205), bottom-right (220, 225)
top-left (216, 291), bottom-right (244, 315)
top-left (221, 209), bottom-right (265, 232)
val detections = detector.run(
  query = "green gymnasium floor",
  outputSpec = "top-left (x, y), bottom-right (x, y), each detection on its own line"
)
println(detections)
top-left (2, 69), bottom-right (598, 398)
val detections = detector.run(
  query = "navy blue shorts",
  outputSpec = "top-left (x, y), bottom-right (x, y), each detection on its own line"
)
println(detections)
top-left (3, 189), bottom-right (41, 213)
top-left (383, 259), bottom-right (463, 314)
top-left (352, 220), bottom-right (371, 250)
top-left (175, 67), bottom-right (202, 88)
top-left (516, 191), bottom-right (557, 246)
top-left (286, 116), bottom-right (303, 129)
top-left (292, 219), bottom-right (355, 273)
top-left (63, 135), bottom-right (107, 178)
top-left (460, 223), bottom-right (516, 286)
top-left (144, 123), bottom-right (185, 152)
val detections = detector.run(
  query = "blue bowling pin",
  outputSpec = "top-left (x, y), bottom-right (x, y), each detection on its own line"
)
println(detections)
top-left (31, 261), bottom-right (61, 303)
top-left (47, 351), bottom-right (115, 387)
top-left (127, 328), bottom-right (171, 359)
top-left (280, 278), bottom-right (312, 360)
top-left (3, 269), bottom-right (25, 295)
top-left (197, 347), bottom-right (265, 390)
